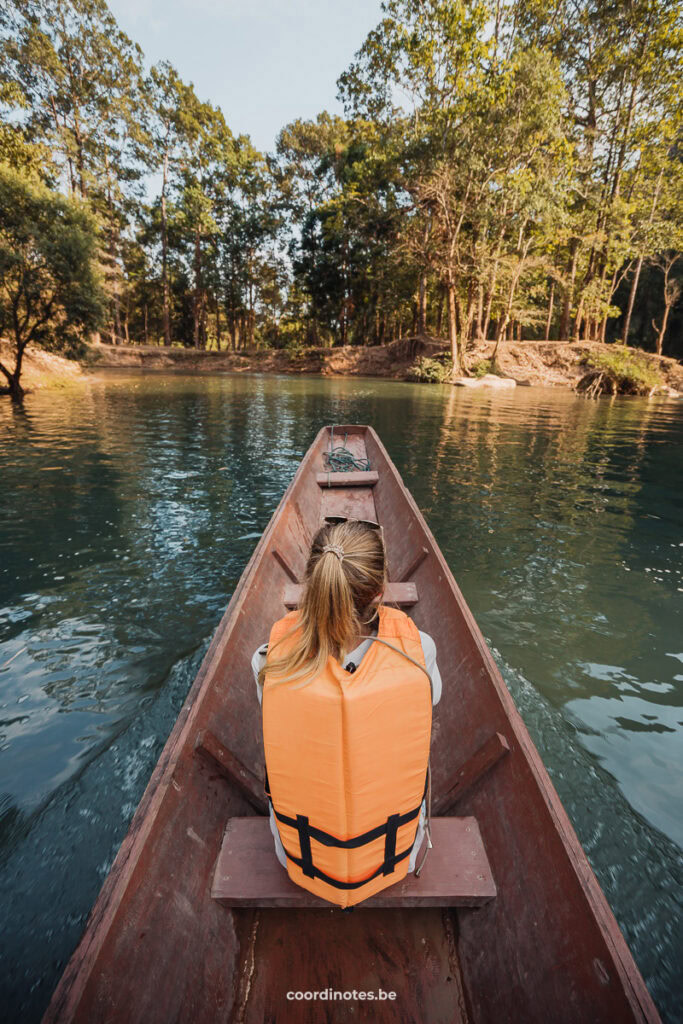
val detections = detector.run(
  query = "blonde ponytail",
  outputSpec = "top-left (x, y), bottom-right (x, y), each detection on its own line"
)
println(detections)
top-left (259, 520), bottom-right (386, 689)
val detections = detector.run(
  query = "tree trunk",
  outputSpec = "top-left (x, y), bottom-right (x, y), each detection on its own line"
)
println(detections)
top-left (561, 241), bottom-right (579, 340)
top-left (417, 271), bottom-right (427, 334)
top-left (464, 280), bottom-right (476, 345)
top-left (573, 297), bottom-right (584, 342)
top-left (482, 204), bottom-right (508, 341)
top-left (447, 279), bottom-right (462, 375)
top-left (599, 269), bottom-right (617, 342)
top-left (656, 305), bottom-right (670, 355)
top-left (435, 284), bottom-right (445, 337)
top-left (248, 279), bottom-right (255, 348)
top-left (193, 231), bottom-right (202, 349)
top-left (544, 280), bottom-right (555, 341)
top-left (655, 261), bottom-right (680, 355)
top-left (161, 149), bottom-right (172, 346)
top-left (623, 170), bottom-right (663, 345)
top-left (104, 151), bottom-right (122, 345)
top-left (113, 284), bottom-right (123, 345)
top-left (0, 370), bottom-right (25, 400)
top-left (73, 110), bottom-right (87, 199)
top-left (475, 283), bottom-right (484, 341)
top-left (623, 256), bottom-right (643, 345)
top-left (340, 304), bottom-right (347, 346)
top-left (0, 342), bottom-right (27, 399)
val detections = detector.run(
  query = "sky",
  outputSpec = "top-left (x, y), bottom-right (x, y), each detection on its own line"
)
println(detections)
top-left (108, 0), bottom-right (384, 155)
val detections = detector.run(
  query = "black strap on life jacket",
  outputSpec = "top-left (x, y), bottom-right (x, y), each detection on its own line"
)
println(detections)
top-left (264, 772), bottom-right (428, 890)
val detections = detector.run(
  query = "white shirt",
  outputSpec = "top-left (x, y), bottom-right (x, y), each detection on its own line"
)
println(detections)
top-left (251, 627), bottom-right (441, 874)
top-left (252, 629), bottom-right (442, 707)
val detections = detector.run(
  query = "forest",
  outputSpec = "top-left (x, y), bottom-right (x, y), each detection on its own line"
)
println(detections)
top-left (0, 0), bottom-right (681, 397)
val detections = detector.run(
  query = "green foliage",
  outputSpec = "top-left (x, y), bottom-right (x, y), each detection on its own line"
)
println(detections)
top-left (0, 164), bottom-right (104, 392)
top-left (579, 346), bottom-right (663, 395)
top-left (472, 359), bottom-right (493, 378)
top-left (407, 355), bottom-right (453, 383)
top-left (283, 340), bottom-right (324, 369)
top-left (0, 83), bottom-right (52, 178)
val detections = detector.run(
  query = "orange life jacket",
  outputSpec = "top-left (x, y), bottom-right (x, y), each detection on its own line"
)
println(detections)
top-left (262, 603), bottom-right (432, 907)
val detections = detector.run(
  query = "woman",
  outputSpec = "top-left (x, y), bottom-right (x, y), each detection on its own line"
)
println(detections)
top-left (251, 518), bottom-right (442, 907)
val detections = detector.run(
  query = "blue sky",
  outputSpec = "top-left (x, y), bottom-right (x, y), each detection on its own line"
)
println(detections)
top-left (108, 0), bottom-right (384, 155)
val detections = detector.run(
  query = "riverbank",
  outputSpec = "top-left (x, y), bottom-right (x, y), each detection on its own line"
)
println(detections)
top-left (3, 336), bottom-right (682, 393)
top-left (83, 337), bottom-right (683, 391)
top-left (0, 341), bottom-right (86, 392)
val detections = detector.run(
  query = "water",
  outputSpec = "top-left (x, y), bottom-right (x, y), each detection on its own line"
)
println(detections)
top-left (0, 372), bottom-right (681, 1021)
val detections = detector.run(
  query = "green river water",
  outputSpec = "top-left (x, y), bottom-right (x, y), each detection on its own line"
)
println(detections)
top-left (0, 371), bottom-right (681, 1021)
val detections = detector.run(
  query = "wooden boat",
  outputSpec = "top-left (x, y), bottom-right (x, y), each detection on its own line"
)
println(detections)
top-left (43, 424), bottom-right (660, 1023)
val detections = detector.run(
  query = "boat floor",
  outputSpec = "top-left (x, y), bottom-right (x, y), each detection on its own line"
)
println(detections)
top-left (227, 907), bottom-right (470, 1022)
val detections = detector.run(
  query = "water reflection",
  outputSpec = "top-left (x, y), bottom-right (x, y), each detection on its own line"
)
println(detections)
top-left (0, 373), bottom-right (681, 1020)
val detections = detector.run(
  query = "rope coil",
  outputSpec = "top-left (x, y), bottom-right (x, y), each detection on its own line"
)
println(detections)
top-left (323, 425), bottom-right (371, 476)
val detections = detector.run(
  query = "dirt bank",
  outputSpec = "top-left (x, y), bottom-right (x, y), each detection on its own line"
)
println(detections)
top-left (0, 341), bottom-right (85, 391)
top-left (84, 338), bottom-right (420, 379)
top-left (484, 340), bottom-right (683, 391)
top-left (3, 336), bottom-right (682, 394)
top-left (86, 338), bottom-right (683, 391)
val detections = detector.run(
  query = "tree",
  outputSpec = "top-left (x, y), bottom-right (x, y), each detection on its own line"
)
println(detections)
top-left (1, 0), bottom-right (679, 363)
top-left (0, 164), bottom-right (104, 398)
top-left (339, 2), bottom-right (571, 371)
top-left (648, 165), bottom-right (683, 352)
top-left (145, 62), bottom-right (202, 346)
top-left (216, 133), bottom-right (282, 350)
top-left (519, 0), bottom-right (682, 342)
top-left (0, 81), bottom-right (52, 177)
top-left (173, 101), bottom-right (236, 349)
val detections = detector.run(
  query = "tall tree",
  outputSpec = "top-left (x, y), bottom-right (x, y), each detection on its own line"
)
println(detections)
top-left (0, 164), bottom-right (104, 398)
top-left (145, 62), bottom-right (203, 346)
top-left (2, 0), bottom-right (147, 343)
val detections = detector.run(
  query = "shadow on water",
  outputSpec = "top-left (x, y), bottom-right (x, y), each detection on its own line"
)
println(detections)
top-left (0, 372), bottom-right (681, 1021)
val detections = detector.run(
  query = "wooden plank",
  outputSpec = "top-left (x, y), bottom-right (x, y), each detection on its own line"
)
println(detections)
top-left (212, 816), bottom-right (496, 908)
top-left (399, 545), bottom-right (429, 582)
top-left (272, 548), bottom-right (298, 583)
top-left (316, 470), bottom-right (379, 487)
top-left (434, 732), bottom-right (510, 815)
top-left (283, 581), bottom-right (418, 609)
top-left (320, 486), bottom-right (378, 524)
top-left (195, 731), bottom-right (268, 814)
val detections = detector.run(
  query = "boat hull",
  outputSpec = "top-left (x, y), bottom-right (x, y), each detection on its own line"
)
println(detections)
top-left (44, 425), bottom-right (659, 1023)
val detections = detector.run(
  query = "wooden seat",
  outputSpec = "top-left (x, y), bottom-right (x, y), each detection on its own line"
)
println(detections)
top-left (316, 471), bottom-right (379, 487)
top-left (211, 817), bottom-right (496, 908)
top-left (283, 580), bottom-right (418, 609)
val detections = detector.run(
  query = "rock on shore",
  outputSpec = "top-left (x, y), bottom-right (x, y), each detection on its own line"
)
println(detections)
top-left (453, 373), bottom-right (516, 388)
